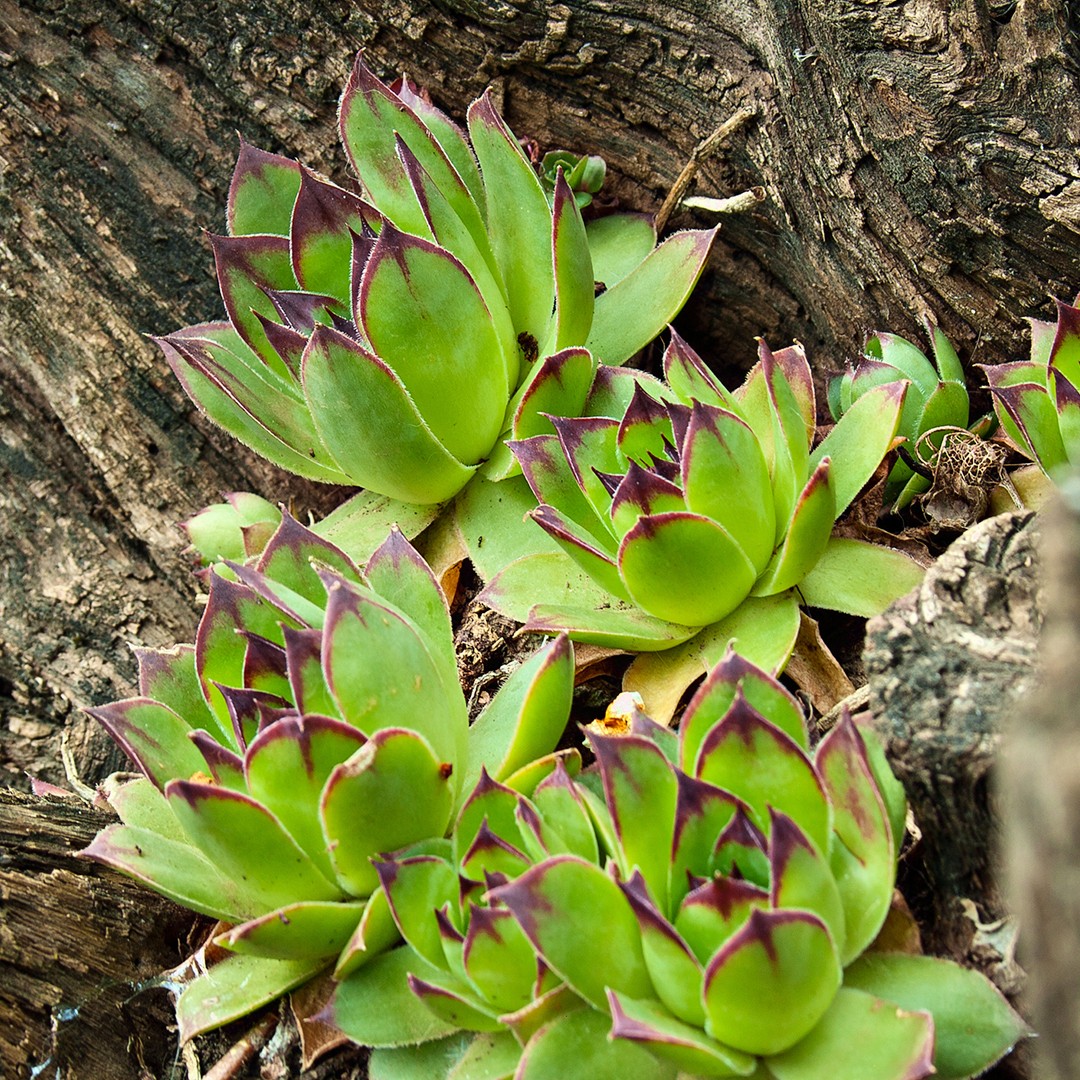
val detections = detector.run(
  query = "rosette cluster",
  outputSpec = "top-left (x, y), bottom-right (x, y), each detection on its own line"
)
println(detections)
top-left (484, 333), bottom-right (923, 656)
top-left (158, 56), bottom-right (715, 507)
top-left (324, 654), bottom-right (1026, 1080)
top-left (82, 515), bottom-right (575, 1038)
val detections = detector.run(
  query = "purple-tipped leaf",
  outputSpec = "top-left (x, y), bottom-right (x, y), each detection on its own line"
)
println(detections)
top-left (618, 511), bottom-right (758, 626)
top-left (702, 908), bottom-right (841, 1056)
top-left (586, 228), bottom-right (718, 364)
top-left (607, 991), bottom-right (756, 1076)
top-left (375, 854), bottom-right (458, 967)
top-left (215, 898), bottom-right (368, 960)
top-left (550, 169), bottom-right (595, 350)
top-left (228, 139), bottom-right (303, 237)
top-left (663, 329), bottom-right (737, 410)
top-left (320, 728), bottom-right (455, 897)
top-left (694, 695), bottom-right (831, 854)
top-left (301, 323), bottom-right (476, 501)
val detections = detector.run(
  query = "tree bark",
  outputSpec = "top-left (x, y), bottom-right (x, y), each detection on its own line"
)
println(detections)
top-left (1, 0), bottom-right (1073, 1073)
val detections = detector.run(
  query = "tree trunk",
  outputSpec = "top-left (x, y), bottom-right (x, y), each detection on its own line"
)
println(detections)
top-left (1, 0), bottom-right (1073, 1074)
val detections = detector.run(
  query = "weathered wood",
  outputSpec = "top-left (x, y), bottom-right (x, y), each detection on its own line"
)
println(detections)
top-left (0, 788), bottom-right (194, 1078)
top-left (864, 512), bottom-right (1040, 962)
top-left (1002, 486), bottom-right (1080, 1080)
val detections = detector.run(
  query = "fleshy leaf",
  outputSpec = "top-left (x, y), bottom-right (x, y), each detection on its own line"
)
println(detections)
top-left (215, 899), bottom-right (367, 960)
top-left (177, 954), bottom-right (326, 1042)
top-left (320, 729), bottom-right (456, 897)
top-left (328, 945), bottom-right (461, 1047)
top-left (464, 635), bottom-right (573, 789)
top-left (702, 908), bottom-right (842, 1056)
top-left (766, 987), bottom-right (933, 1080)
top-left (607, 991), bottom-right (756, 1077)
top-left (843, 953), bottom-right (1030, 1080)
top-left (797, 538), bottom-right (924, 618)
top-left (586, 228), bottom-right (718, 364)
top-left (228, 140), bottom-right (303, 237)
top-left (301, 323), bottom-right (476, 502)
top-left (586, 213), bottom-right (657, 289)
top-left (492, 855), bottom-right (653, 1009)
top-left (550, 170), bottom-right (595, 351)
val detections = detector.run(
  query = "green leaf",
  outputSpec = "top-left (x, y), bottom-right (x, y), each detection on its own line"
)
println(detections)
top-left (321, 573), bottom-right (466, 767)
top-left (516, 1005), bottom-right (678, 1080)
top-left (86, 698), bottom-right (207, 789)
top-left (585, 214), bottom-right (657, 288)
top-left (586, 228), bottom-right (718, 364)
top-left (623, 591), bottom-right (801, 725)
top-left (314, 490), bottom-right (442, 564)
top-left (590, 733), bottom-right (678, 907)
top-left (814, 717), bottom-right (895, 961)
top-left (608, 992), bottom-right (756, 1077)
top-left (376, 855), bottom-right (459, 968)
top-left (447, 1031), bottom-right (522, 1080)
top-left (329, 946), bottom-right (461, 1047)
top-left (844, 953), bottom-right (1030, 1080)
top-left (694, 707), bottom-right (831, 855)
top-left (865, 333), bottom-right (938, 397)
top-left (752, 460), bottom-right (835, 596)
top-left (455, 472), bottom-right (562, 584)
top-left (321, 729), bottom-right (456, 897)
top-left (369, 1034), bottom-right (479, 1080)
top-left (243, 714), bottom-right (366, 881)
top-left (166, 780), bottom-right (340, 908)
top-left (215, 899), bottom-right (367, 960)
top-left (767, 986), bottom-right (933, 1080)
top-left (177, 954), bottom-right (327, 1041)
top-left (619, 512), bottom-right (758, 626)
top-left (809, 382), bottom-right (906, 517)
top-left (359, 227), bottom-right (510, 465)
top-left (80, 823), bottom-right (269, 922)
top-left (928, 321), bottom-right (966, 384)
top-left (464, 635), bottom-right (573, 790)
top-left (228, 141), bottom-right (303, 237)
top-left (797, 538), bottom-right (924, 617)
top-left (702, 909), bottom-right (842, 1056)
top-left (492, 855), bottom-right (654, 1008)
top-left (549, 170), bottom-right (595, 351)
top-left (681, 403), bottom-right (775, 574)
top-left (467, 93), bottom-right (556, 344)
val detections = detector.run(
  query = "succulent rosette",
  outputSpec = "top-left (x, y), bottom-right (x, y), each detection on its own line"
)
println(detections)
top-left (159, 54), bottom-right (716, 560)
top-left (319, 654), bottom-right (1025, 1078)
top-left (81, 514), bottom-right (576, 1039)
top-left (980, 296), bottom-right (1080, 506)
top-left (829, 322), bottom-right (993, 510)
top-left (481, 332), bottom-right (925, 717)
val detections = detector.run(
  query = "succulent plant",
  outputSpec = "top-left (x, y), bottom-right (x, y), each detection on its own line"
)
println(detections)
top-left (321, 654), bottom-right (1026, 1079)
top-left (829, 322), bottom-right (993, 511)
top-left (81, 515), bottom-right (576, 1039)
top-left (159, 54), bottom-right (716, 560)
top-left (480, 333), bottom-right (924, 716)
top-left (980, 296), bottom-right (1080, 507)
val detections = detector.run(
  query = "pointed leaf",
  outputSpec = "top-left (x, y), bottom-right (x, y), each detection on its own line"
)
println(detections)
top-left (767, 987), bottom-right (933, 1080)
top-left (228, 140), bottom-right (303, 237)
top-left (550, 170), bottom-right (594, 350)
top-left (618, 511), bottom-right (757, 626)
top-left (585, 213), bottom-right (657, 289)
top-left (492, 855), bottom-right (653, 1008)
top-left (216, 899), bottom-right (367, 960)
top-left (177, 953), bottom-right (326, 1041)
top-left (608, 991), bottom-right (756, 1077)
top-left (844, 952), bottom-right (1030, 1080)
top-left (586, 228), bottom-right (718, 364)
top-left (467, 92), bottom-right (556, 343)
top-left (328, 945), bottom-right (461, 1047)
top-left (464, 635), bottom-right (573, 789)
top-left (702, 908), bottom-right (842, 1056)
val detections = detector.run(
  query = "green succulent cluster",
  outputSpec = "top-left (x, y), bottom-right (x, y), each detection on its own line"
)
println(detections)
top-left (980, 296), bottom-right (1080, 507)
top-left (72, 48), bottom-right (1032, 1079)
top-left (321, 653), bottom-right (1025, 1080)
top-left (829, 322), bottom-right (993, 511)
top-left (160, 55), bottom-right (715, 559)
top-left (84, 516), bottom-right (576, 1038)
